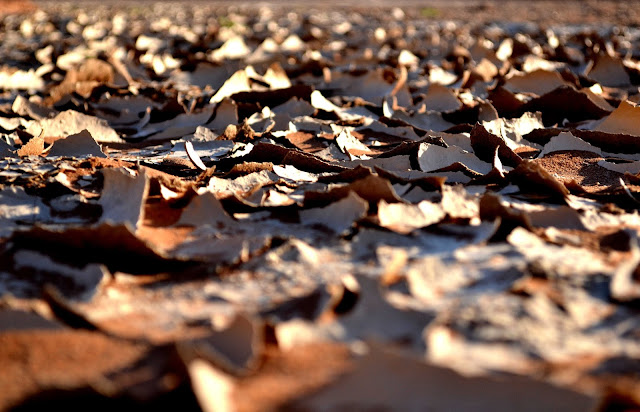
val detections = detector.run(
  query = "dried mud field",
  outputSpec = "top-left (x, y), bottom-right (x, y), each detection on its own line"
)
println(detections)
top-left (3, 1), bottom-right (640, 410)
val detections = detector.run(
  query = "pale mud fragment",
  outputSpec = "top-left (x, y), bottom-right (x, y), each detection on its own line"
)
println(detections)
top-left (525, 206), bottom-right (588, 231)
top-left (175, 190), bottom-right (235, 228)
top-left (586, 54), bottom-right (632, 88)
top-left (35, 110), bottom-right (123, 143)
top-left (263, 63), bottom-right (292, 89)
top-left (332, 68), bottom-right (411, 106)
top-left (185, 141), bottom-right (207, 171)
top-left (387, 106), bottom-right (454, 133)
top-left (420, 83), bottom-right (462, 112)
top-left (310, 90), bottom-right (376, 122)
top-left (340, 155), bottom-right (412, 173)
top-left (205, 98), bottom-right (239, 133)
top-left (99, 167), bottom-right (149, 229)
top-left (167, 140), bottom-right (234, 165)
top-left (597, 159), bottom-right (640, 175)
top-left (470, 123), bottom-right (523, 168)
top-left (407, 255), bottom-right (477, 302)
top-left (206, 170), bottom-right (280, 199)
top-left (593, 100), bottom-right (640, 137)
top-left (272, 164), bottom-right (318, 183)
top-left (0, 66), bottom-right (46, 91)
top-left (49, 58), bottom-right (123, 103)
top-left (504, 69), bottom-right (569, 96)
top-left (334, 128), bottom-right (372, 160)
top-left (300, 191), bottom-right (368, 233)
top-left (418, 142), bottom-right (492, 175)
top-left (483, 111), bottom-right (544, 147)
top-left (170, 62), bottom-right (234, 90)
top-left (355, 120), bottom-right (422, 142)
top-left (377, 199), bottom-right (445, 234)
top-left (210, 36), bottom-right (252, 62)
top-left (537, 131), bottom-right (602, 158)
top-left (441, 184), bottom-right (480, 220)
top-left (47, 129), bottom-right (106, 158)
top-left (91, 95), bottom-right (160, 122)
top-left (521, 86), bottom-right (613, 125)
top-left (424, 288), bottom-right (614, 375)
top-left (0, 116), bottom-right (22, 133)
top-left (130, 106), bottom-right (215, 142)
top-left (438, 132), bottom-right (474, 152)
top-left (210, 68), bottom-right (253, 104)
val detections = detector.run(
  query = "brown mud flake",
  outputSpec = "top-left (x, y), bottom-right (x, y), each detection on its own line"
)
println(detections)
top-left (534, 151), bottom-right (623, 193)
top-left (285, 131), bottom-right (327, 153)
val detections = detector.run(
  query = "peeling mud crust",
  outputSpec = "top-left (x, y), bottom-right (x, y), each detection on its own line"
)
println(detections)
top-left (3, 1), bottom-right (640, 411)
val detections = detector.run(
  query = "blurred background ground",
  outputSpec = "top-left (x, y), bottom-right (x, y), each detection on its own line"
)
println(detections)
top-left (0, 0), bottom-right (35, 15)
top-left (2, 0), bottom-right (640, 26)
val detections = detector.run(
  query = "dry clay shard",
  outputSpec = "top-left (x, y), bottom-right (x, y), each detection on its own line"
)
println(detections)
top-left (377, 200), bottom-right (445, 234)
top-left (418, 142), bottom-right (492, 175)
top-left (299, 191), bottom-right (368, 233)
top-left (47, 129), bottom-right (107, 158)
top-left (521, 86), bottom-right (612, 125)
top-left (503, 69), bottom-right (569, 96)
top-left (36, 110), bottom-right (124, 143)
top-left (175, 190), bottom-right (235, 228)
top-left (537, 131), bottom-right (602, 158)
top-left (593, 100), bottom-right (640, 137)
top-left (586, 54), bottom-right (632, 88)
top-left (99, 167), bottom-right (149, 229)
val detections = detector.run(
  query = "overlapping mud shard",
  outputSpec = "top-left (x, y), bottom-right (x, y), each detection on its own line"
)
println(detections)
top-left (2, 3), bottom-right (640, 410)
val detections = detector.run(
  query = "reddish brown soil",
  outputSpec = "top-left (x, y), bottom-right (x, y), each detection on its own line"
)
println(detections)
top-left (233, 343), bottom-right (353, 412)
top-left (534, 151), bottom-right (624, 193)
top-left (0, 329), bottom-right (147, 410)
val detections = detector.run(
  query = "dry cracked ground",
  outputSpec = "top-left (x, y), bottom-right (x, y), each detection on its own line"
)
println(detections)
top-left (3, 1), bottom-right (640, 410)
